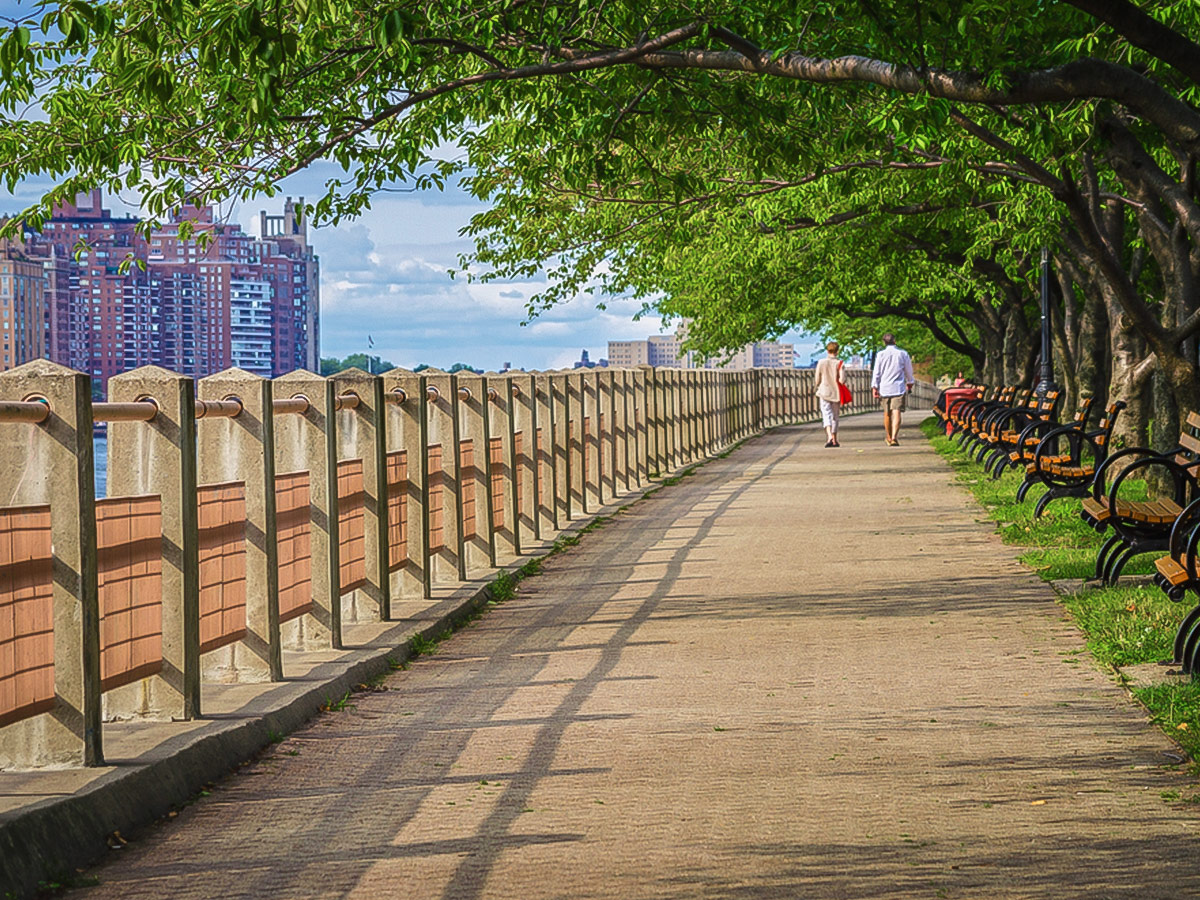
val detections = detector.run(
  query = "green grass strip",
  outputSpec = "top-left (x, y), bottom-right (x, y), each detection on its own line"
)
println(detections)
top-left (921, 417), bottom-right (1200, 764)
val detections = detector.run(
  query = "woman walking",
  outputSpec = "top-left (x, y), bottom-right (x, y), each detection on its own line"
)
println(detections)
top-left (813, 341), bottom-right (846, 447)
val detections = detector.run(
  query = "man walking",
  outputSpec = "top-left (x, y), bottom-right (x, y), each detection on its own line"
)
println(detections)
top-left (871, 333), bottom-right (914, 446)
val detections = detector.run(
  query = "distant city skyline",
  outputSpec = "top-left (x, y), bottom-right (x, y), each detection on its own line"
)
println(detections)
top-left (1, 167), bottom-right (821, 373)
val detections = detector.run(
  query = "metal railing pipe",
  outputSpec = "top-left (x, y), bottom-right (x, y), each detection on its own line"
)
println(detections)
top-left (385, 388), bottom-right (407, 405)
top-left (194, 398), bottom-right (243, 419)
top-left (93, 400), bottom-right (158, 423)
top-left (272, 397), bottom-right (310, 416)
top-left (0, 399), bottom-right (50, 424)
top-left (334, 392), bottom-right (360, 411)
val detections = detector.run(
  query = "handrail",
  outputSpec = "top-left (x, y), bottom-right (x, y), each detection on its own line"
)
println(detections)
top-left (93, 400), bottom-right (158, 423)
top-left (272, 397), bottom-right (310, 416)
top-left (195, 398), bottom-right (243, 419)
top-left (334, 392), bottom-right (360, 411)
top-left (385, 388), bottom-right (407, 405)
top-left (487, 387), bottom-right (499, 402)
top-left (0, 399), bottom-right (50, 424)
top-left (457, 387), bottom-right (472, 401)
top-left (427, 385), bottom-right (441, 402)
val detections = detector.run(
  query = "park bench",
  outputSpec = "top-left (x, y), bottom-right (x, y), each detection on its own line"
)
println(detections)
top-left (959, 386), bottom-right (1033, 455)
top-left (1014, 400), bottom-right (1126, 517)
top-left (976, 389), bottom-right (1062, 475)
top-left (997, 395), bottom-right (1095, 483)
top-left (946, 384), bottom-right (1003, 439)
top-left (933, 383), bottom-right (985, 431)
top-left (1080, 411), bottom-right (1200, 585)
top-left (950, 385), bottom-right (1016, 445)
top-left (1149, 497), bottom-right (1200, 676)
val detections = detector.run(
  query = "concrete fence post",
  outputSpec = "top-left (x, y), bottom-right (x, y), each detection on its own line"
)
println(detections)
top-left (707, 371), bottom-right (718, 454)
top-left (564, 371), bottom-right (584, 518)
top-left (752, 369), bottom-right (763, 432)
top-left (532, 372), bottom-right (559, 536)
top-left (669, 369), bottom-right (683, 471)
top-left (631, 368), bottom-right (649, 487)
top-left (598, 370), bottom-right (617, 504)
top-left (511, 373), bottom-right (541, 543)
top-left (423, 370), bottom-right (463, 585)
top-left (611, 370), bottom-right (629, 495)
top-left (272, 369), bottom-right (340, 651)
top-left (380, 369), bottom-right (428, 603)
top-left (582, 372), bottom-right (601, 512)
top-left (0, 361), bottom-right (101, 768)
top-left (330, 369), bottom-right (390, 623)
top-left (455, 372), bottom-right (494, 577)
top-left (640, 367), bottom-right (660, 478)
top-left (683, 371), bottom-right (696, 462)
top-left (548, 373), bottom-right (570, 530)
top-left (197, 368), bottom-right (281, 683)
top-left (105, 365), bottom-right (200, 721)
top-left (486, 372), bottom-right (519, 563)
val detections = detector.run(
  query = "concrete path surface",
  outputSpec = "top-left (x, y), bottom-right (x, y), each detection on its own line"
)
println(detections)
top-left (70, 412), bottom-right (1200, 899)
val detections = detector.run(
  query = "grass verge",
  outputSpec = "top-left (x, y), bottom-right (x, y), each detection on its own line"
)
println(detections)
top-left (921, 417), bottom-right (1200, 763)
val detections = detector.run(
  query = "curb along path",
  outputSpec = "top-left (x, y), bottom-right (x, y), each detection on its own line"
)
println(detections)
top-left (67, 412), bottom-right (1200, 900)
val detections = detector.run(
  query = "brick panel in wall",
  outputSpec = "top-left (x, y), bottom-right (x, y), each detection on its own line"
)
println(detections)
top-left (0, 506), bottom-right (54, 728)
top-left (337, 459), bottom-right (366, 593)
top-left (386, 450), bottom-right (407, 572)
top-left (514, 431), bottom-right (524, 515)
top-left (97, 495), bottom-right (163, 693)
top-left (275, 470), bottom-right (312, 624)
top-left (460, 440), bottom-right (475, 540)
top-left (489, 436), bottom-right (504, 531)
top-left (428, 444), bottom-right (443, 551)
top-left (197, 482), bottom-right (248, 654)
top-left (536, 427), bottom-right (545, 497)
top-left (582, 416), bottom-right (590, 484)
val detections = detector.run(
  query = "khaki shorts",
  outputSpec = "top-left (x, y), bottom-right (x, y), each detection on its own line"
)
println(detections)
top-left (880, 393), bottom-right (907, 413)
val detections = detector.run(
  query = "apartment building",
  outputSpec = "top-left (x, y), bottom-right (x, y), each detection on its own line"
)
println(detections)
top-left (0, 237), bottom-right (47, 371)
top-left (609, 325), bottom-right (794, 370)
top-left (9, 189), bottom-right (320, 385)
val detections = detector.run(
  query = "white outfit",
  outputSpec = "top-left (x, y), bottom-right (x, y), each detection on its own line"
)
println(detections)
top-left (819, 398), bottom-right (840, 430)
top-left (871, 344), bottom-right (914, 397)
top-left (813, 355), bottom-right (844, 432)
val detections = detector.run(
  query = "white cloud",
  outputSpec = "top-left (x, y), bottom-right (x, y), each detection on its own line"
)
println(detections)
top-left (4, 156), bottom-right (815, 372)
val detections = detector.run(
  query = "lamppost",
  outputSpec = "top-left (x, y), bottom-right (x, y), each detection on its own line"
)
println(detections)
top-left (1035, 245), bottom-right (1058, 397)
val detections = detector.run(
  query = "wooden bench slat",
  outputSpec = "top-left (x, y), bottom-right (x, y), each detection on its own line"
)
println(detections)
top-left (1156, 555), bottom-right (1190, 586)
top-left (1179, 431), bottom-right (1200, 455)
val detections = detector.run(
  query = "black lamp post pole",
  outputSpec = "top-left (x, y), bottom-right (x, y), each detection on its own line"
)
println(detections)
top-left (1036, 245), bottom-right (1057, 397)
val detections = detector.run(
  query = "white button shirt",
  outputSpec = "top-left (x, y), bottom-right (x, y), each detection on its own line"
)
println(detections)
top-left (872, 345), bottom-right (914, 397)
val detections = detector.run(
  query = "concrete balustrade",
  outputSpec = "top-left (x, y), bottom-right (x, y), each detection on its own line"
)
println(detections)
top-left (0, 361), bottom-right (911, 769)
top-left (381, 370), bottom-right (428, 603)
top-left (272, 369), bottom-right (340, 651)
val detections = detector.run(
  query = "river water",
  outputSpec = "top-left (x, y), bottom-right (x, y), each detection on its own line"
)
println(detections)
top-left (94, 436), bottom-right (106, 498)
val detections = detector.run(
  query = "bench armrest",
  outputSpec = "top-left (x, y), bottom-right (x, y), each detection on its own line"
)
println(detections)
top-left (1107, 454), bottom-right (1195, 511)
top-left (1091, 447), bottom-right (1157, 500)
top-left (1169, 498), bottom-right (1200, 582)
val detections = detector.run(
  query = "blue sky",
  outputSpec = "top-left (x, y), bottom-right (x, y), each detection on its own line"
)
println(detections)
top-left (0, 1), bottom-right (819, 370)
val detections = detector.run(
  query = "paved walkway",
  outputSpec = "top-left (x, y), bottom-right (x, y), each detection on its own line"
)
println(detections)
top-left (73, 412), bottom-right (1200, 899)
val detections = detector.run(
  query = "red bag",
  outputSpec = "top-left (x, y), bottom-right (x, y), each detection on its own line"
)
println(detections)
top-left (837, 361), bottom-right (852, 405)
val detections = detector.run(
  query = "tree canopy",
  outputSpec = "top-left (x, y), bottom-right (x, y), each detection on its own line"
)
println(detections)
top-left (6, 0), bottom-right (1200, 446)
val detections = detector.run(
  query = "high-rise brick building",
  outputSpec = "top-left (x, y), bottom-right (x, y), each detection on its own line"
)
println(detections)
top-left (6, 189), bottom-right (319, 384)
top-left (0, 236), bottom-right (48, 371)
